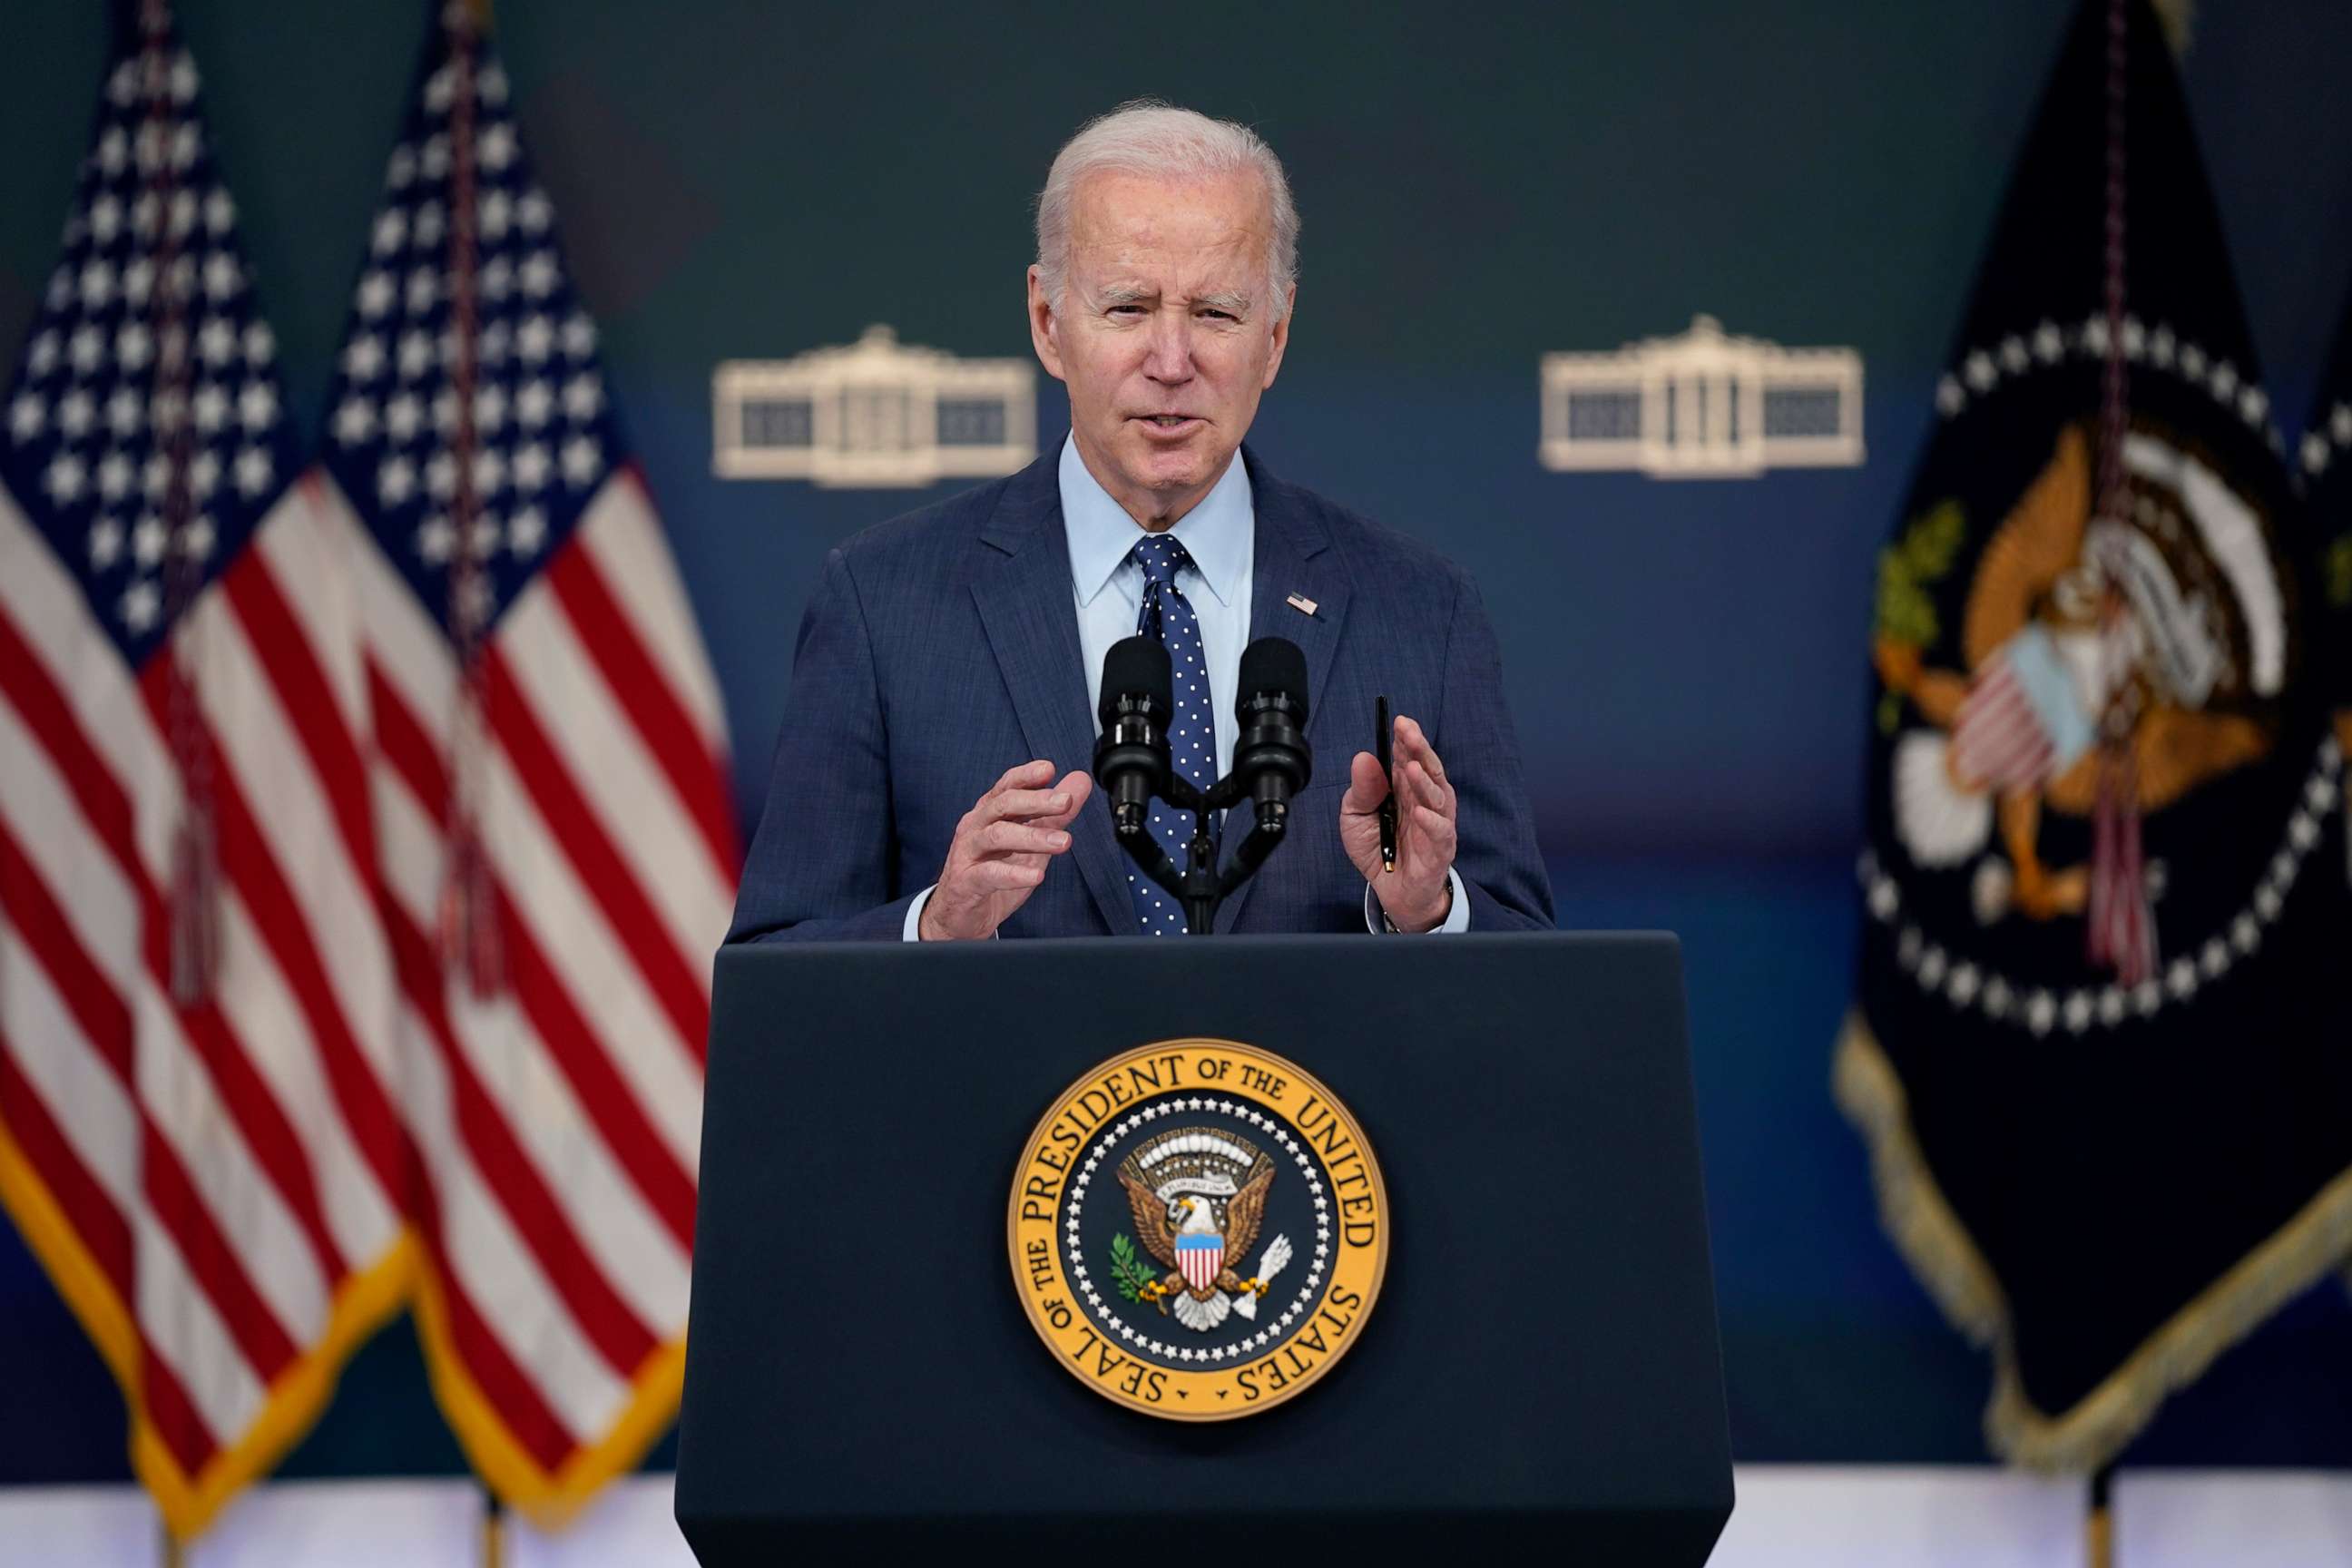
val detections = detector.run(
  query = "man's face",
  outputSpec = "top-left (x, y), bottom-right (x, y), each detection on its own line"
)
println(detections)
top-left (1029, 169), bottom-right (1292, 526)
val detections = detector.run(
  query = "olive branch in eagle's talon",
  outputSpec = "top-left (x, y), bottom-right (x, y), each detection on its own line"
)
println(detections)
top-left (1109, 1233), bottom-right (1170, 1308)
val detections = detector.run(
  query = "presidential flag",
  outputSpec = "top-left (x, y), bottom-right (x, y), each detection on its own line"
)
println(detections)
top-left (1840, 0), bottom-right (2352, 1471)
top-left (0, 5), bottom-right (411, 1537)
top-left (313, 6), bottom-right (737, 1519)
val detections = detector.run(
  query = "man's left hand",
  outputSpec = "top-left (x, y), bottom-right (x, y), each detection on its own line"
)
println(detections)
top-left (1339, 713), bottom-right (1455, 933)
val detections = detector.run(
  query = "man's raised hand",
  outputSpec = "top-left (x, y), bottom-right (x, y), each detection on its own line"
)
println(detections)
top-left (1339, 713), bottom-right (1456, 933)
top-left (918, 760), bottom-right (1094, 940)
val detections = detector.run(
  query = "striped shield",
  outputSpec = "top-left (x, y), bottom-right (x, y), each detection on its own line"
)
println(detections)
top-left (1949, 622), bottom-right (2094, 794)
top-left (1176, 1233), bottom-right (1224, 1292)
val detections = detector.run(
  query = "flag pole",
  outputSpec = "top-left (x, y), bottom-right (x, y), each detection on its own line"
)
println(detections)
top-left (2086, 1461), bottom-right (2115, 1568)
top-left (480, 1486), bottom-right (506, 1568)
top-left (159, 1517), bottom-right (183, 1568)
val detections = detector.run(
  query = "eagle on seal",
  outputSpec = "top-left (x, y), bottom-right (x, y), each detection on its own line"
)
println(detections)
top-left (1117, 1127), bottom-right (1294, 1333)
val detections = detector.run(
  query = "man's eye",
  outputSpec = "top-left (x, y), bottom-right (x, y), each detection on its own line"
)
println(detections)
top-left (1109, 305), bottom-right (1144, 317)
top-left (1200, 309), bottom-right (1235, 322)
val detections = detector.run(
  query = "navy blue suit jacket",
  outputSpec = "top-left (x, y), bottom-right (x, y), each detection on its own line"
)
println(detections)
top-left (726, 446), bottom-right (1553, 941)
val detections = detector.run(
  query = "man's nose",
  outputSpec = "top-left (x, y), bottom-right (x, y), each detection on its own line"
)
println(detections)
top-left (1142, 311), bottom-right (1192, 383)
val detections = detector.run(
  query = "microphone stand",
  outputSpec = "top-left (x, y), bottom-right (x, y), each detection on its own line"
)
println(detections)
top-left (1109, 760), bottom-right (1301, 936)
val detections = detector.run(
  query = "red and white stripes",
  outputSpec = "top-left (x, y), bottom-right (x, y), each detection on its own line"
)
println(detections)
top-left (328, 464), bottom-right (731, 1504)
top-left (0, 481), bottom-right (410, 1524)
top-left (1, 458), bottom-right (734, 1531)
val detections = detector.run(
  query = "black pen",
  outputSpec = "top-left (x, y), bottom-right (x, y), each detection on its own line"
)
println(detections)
top-left (1375, 696), bottom-right (1396, 874)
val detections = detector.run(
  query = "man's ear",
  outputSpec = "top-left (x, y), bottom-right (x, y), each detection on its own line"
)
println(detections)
top-left (1262, 284), bottom-right (1297, 389)
top-left (1027, 266), bottom-right (1066, 383)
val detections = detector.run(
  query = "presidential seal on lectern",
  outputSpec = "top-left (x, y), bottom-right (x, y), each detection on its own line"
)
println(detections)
top-left (1008, 1040), bottom-right (1388, 1419)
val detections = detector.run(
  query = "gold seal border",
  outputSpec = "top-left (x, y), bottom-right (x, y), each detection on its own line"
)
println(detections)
top-left (1005, 1037), bottom-right (1389, 1422)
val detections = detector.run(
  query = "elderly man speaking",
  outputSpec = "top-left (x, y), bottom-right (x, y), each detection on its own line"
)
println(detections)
top-left (727, 102), bottom-right (1552, 941)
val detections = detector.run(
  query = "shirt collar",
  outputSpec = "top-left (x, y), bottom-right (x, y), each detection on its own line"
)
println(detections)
top-left (1060, 432), bottom-right (1252, 609)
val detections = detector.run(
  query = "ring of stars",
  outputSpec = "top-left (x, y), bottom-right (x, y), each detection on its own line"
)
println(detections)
top-left (1933, 315), bottom-right (2284, 457)
top-left (1862, 735), bottom-right (2342, 1035)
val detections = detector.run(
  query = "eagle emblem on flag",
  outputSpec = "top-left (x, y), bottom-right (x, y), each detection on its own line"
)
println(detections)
top-left (1114, 1128), bottom-right (1294, 1334)
top-left (1874, 418), bottom-right (2288, 957)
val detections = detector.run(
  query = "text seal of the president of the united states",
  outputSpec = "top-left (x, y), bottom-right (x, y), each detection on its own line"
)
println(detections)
top-left (1008, 1039), bottom-right (1388, 1419)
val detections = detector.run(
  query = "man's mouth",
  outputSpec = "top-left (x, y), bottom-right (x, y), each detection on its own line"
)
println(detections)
top-left (1133, 414), bottom-right (1201, 431)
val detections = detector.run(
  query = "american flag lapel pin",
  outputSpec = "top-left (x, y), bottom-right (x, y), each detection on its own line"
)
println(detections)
top-left (1286, 593), bottom-right (1318, 617)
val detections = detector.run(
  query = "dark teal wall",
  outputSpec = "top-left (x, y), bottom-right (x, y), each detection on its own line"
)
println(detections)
top-left (5, 0), bottom-right (2352, 1483)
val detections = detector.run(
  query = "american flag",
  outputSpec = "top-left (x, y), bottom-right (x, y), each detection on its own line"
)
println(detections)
top-left (314, 7), bottom-right (735, 1517)
top-left (0, 7), bottom-right (411, 1538)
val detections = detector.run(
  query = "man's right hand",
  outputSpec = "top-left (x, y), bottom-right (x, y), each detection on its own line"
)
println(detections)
top-left (918, 760), bottom-right (1094, 940)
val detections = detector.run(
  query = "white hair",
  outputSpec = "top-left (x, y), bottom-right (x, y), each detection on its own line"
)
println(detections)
top-left (1034, 100), bottom-right (1299, 324)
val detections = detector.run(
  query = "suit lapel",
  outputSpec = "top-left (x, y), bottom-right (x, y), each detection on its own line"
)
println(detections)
top-left (971, 456), bottom-right (1130, 934)
top-left (1218, 450), bottom-right (1351, 933)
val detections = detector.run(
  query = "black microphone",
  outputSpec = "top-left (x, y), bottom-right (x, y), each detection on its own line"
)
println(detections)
top-left (1231, 638), bottom-right (1311, 835)
top-left (1093, 635), bottom-right (1173, 838)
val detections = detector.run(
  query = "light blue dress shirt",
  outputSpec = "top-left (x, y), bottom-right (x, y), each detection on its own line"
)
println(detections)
top-left (905, 435), bottom-right (1465, 936)
top-left (1062, 431), bottom-right (1255, 776)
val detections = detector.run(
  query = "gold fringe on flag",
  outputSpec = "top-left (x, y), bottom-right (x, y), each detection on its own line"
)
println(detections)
top-left (1834, 1011), bottom-right (2352, 1471)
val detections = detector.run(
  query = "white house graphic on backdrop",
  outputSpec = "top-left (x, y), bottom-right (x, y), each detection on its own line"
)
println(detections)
top-left (713, 325), bottom-right (1036, 487)
top-left (1540, 315), bottom-right (1864, 478)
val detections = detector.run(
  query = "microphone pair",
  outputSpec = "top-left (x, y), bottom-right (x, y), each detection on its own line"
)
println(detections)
top-left (1094, 635), bottom-right (1311, 840)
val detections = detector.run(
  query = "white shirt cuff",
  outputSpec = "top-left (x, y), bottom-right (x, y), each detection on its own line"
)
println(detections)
top-left (904, 884), bottom-right (1001, 940)
top-left (1363, 867), bottom-right (1470, 934)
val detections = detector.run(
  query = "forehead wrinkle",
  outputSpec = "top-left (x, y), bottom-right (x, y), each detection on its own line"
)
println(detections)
top-left (1088, 279), bottom-right (1257, 316)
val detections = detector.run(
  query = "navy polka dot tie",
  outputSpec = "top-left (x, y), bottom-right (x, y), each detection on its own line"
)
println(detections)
top-left (1128, 534), bottom-right (1217, 936)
